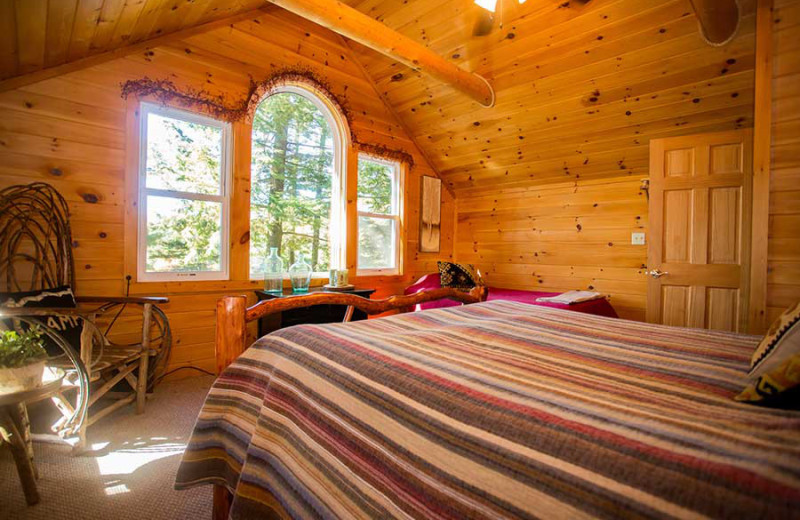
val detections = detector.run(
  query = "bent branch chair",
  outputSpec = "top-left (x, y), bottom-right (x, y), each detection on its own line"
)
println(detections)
top-left (0, 182), bottom-right (172, 449)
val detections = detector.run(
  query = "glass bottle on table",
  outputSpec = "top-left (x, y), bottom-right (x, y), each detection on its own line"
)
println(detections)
top-left (289, 252), bottom-right (312, 293)
top-left (264, 247), bottom-right (284, 294)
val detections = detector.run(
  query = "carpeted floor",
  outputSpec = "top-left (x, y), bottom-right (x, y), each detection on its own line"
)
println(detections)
top-left (1, 376), bottom-right (215, 520)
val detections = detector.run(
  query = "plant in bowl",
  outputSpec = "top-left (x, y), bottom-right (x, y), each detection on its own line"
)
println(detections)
top-left (0, 327), bottom-right (48, 394)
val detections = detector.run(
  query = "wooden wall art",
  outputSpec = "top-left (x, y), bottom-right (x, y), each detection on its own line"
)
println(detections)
top-left (420, 176), bottom-right (442, 253)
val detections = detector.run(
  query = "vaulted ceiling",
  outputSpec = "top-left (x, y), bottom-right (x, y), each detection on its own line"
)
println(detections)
top-left (0, 0), bottom-right (756, 195)
top-left (343, 0), bottom-right (756, 194)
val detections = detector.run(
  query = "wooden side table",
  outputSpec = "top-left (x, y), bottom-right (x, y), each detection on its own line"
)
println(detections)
top-left (255, 287), bottom-right (376, 337)
top-left (0, 369), bottom-right (65, 505)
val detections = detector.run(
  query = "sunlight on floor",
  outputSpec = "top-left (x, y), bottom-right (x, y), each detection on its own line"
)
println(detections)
top-left (92, 437), bottom-right (188, 496)
top-left (2, 376), bottom-right (215, 518)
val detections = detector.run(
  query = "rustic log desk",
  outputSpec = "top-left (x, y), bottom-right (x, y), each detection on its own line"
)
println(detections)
top-left (254, 287), bottom-right (376, 337)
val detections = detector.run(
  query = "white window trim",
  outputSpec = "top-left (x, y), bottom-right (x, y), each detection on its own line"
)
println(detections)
top-left (137, 102), bottom-right (232, 282)
top-left (356, 154), bottom-right (402, 277)
top-left (248, 83), bottom-right (350, 280)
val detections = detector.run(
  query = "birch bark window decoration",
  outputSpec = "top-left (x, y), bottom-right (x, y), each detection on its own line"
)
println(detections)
top-left (420, 176), bottom-right (441, 253)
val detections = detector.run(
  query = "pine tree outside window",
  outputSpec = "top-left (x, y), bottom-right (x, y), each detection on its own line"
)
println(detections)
top-left (357, 155), bottom-right (402, 275)
top-left (249, 86), bottom-right (347, 279)
top-left (137, 103), bottom-right (231, 282)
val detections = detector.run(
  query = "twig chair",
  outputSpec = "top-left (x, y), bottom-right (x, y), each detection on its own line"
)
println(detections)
top-left (0, 182), bottom-right (172, 450)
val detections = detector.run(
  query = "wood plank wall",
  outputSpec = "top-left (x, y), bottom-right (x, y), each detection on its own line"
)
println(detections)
top-left (445, 3), bottom-right (757, 322)
top-left (0, 8), bottom-right (453, 378)
top-left (767, 0), bottom-right (800, 322)
top-left (456, 177), bottom-right (648, 320)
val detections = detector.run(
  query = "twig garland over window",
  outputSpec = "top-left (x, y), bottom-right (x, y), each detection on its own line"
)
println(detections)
top-left (357, 143), bottom-right (414, 169)
top-left (120, 67), bottom-right (415, 168)
top-left (121, 77), bottom-right (243, 122)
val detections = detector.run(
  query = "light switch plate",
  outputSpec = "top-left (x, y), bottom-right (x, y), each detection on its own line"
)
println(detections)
top-left (631, 232), bottom-right (646, 245)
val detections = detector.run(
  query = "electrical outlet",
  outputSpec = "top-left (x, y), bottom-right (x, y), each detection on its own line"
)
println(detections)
top-left (631, 232), bottom-right (646, 245)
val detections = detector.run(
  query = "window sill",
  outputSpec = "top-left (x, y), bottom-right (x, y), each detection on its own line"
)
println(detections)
top-left (127, 273), bottom-right (409, 296)
top-left (129, 279), bottom-right (264, 295)
top-left (356, 270), bottom-right (399, 278)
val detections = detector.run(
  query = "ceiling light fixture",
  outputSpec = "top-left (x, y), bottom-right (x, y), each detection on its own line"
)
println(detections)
top-left (474, 0), bottom-right (497, 12)
top-left (474, 0), bottom-right (526, 11)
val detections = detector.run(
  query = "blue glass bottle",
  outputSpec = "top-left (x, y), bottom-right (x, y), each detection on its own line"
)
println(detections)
top-left (289, 252), bottom-right (312, 293)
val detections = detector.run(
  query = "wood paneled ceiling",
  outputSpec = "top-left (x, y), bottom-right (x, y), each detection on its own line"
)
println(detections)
top-left (0, 0), bottom-right (266, 79)
top-left (342, 0), bottom-right (757, 194)
top-left (0, 0), bottom-right (757, 195)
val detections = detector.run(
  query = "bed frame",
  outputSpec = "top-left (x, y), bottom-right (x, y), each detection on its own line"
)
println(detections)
top-left (212, 285), bottom-right (487, 519)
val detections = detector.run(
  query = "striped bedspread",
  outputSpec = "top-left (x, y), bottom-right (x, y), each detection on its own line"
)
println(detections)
top-left (175, 301), bottom-right (800, 519)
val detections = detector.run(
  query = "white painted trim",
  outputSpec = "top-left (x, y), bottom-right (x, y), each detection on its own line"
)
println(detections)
top-left (137, 102), bottom-right (232, 282)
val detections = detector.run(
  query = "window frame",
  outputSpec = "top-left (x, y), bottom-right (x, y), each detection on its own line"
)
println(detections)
top-left (247, 84), bottom-right (349, 280)
top-left (356, 154), bottom-right (403, 277)
top-left (137, 102), bottom-right (232, 282)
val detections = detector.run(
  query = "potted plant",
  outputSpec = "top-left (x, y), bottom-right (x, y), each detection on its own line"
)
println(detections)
top-left (0, 327), bottom-right (48, 394)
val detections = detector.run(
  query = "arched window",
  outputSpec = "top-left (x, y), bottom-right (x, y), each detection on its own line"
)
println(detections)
top-left (249, 84), bottom-right (348, 278)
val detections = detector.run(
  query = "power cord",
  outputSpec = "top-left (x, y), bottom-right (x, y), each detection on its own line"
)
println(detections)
top-left (152, 365), bottom-right (215, 387)
top-left (104, 275), bottom-right (132, 335)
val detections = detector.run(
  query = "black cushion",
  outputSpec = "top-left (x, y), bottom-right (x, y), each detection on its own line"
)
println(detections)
top-left (437, 261), bottom-right (481, 291)
top-left (1, 286), bottom-right (83, 356)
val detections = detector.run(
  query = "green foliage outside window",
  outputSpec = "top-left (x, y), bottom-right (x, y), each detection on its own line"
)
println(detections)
top-left (357, 159), bottom-right (394, 214)
top-left (142, 94), bottom-right (400, 278)
top-left (357, 158), bottom-right (397, 269)
top-left (145, 114), bottom-right (224, 273)
top-left (250, 92), bottom-right (337, 276)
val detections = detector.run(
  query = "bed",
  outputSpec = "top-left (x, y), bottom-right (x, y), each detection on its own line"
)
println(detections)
top-left (405, 273), bottom-right (619, 318)
top-left (175, 297), bottom-right (800, 519)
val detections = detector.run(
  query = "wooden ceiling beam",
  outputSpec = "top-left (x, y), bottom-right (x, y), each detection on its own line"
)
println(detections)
top-left (689, 0), bottom-right (740, 45)
top-left (0, 7), bottom-right (270, 94)
top-left (341, 36), bottom-right (456, 197)
top-left (265, 0), bottom-right (495, 107)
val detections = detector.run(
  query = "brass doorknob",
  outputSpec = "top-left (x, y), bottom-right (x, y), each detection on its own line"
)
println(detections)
top-left (648, 269), bottom-right (669, 279)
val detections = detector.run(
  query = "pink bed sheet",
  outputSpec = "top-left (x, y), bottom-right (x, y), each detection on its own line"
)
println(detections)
top-left (405, 273), bottom-right (618, 318)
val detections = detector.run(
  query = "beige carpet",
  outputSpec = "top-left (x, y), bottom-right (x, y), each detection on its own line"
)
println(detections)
top-left (1, 376), bottom-right (215, 520)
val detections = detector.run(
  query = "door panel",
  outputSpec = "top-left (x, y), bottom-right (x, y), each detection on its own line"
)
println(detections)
top-left (665, 148), bottom-right (695, 177)
top-left (661, 286), bottom-right (689, 327)
top-left (709, 187), bottom-right (740, 264)
top-left (663, 190), bottom-right (692, 263)
top-left (710, 143), bottom-right (743, 175)
top-left (647, 129), bottom-right (752, 332)
top-left (707, 287), bottom-right (739, 331)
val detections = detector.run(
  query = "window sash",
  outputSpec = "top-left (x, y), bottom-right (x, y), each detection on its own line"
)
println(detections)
top-left (357, 155), bottom-right (400, 218)
top-left (138, 103), bottom-right (232, 282)
top-left (357, 214), bottom-right (399, 274)
top-left (357, 155), bottom-right (402, 275)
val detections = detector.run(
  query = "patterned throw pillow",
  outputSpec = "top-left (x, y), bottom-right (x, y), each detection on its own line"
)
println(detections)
top-left (736, 301), bottom-right (800, 403)
top-left (437, 261), bottom-right (481, 291)
top-left (0, 286), bottom-right (83, 356)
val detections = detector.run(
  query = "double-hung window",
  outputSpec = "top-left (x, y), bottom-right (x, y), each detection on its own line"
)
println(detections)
top-left (357, 155), bottom-right (402, 275)
top-left (138, 103), bottom-right (231, 281)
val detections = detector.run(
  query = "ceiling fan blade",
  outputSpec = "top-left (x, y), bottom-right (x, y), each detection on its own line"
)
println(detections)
top-left (473, 10), bottom-right (495, 36)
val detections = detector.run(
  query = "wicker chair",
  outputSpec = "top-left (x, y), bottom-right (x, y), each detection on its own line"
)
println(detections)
top-left (0, 182), bottom-right (172, 449)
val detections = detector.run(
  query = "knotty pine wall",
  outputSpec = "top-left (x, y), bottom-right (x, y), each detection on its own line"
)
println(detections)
top-left (443, 4), bottom-right (757, 322)
top-left (0, 8), bottom-right (453, 378)
top-left (456, 177), bottom-right (648, 321)
top-left (767, 0), bottom-right (800, 323)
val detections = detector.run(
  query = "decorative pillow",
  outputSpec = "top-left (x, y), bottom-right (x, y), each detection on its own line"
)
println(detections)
top-left (0, 286), bottom-right (83, 356)
top-left (736, 301), bottom-right (800, 403)
top-left (437, 261), bottom-right (481, 291)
